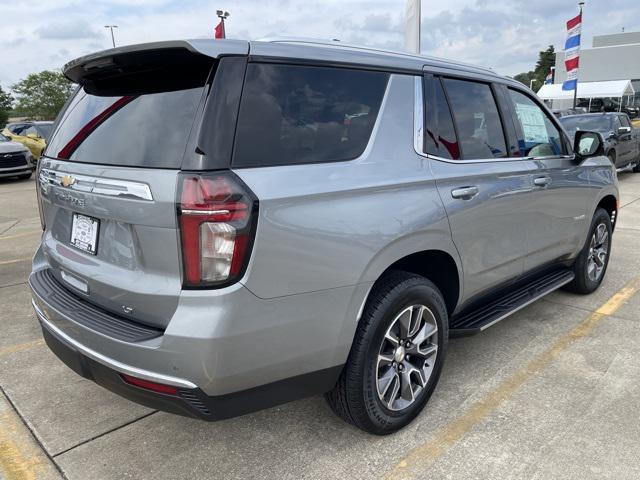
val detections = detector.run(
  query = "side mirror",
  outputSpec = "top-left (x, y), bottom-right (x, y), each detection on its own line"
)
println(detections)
top-left (618, 126), bottom-right (631, 135)
top-left (574, 131), bottom-right (605, 159)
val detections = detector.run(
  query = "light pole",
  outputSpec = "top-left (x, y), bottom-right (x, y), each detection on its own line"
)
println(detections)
top-left (573, 2), bottom-right (585, 109)
top-left (104, 25), bottom-right (118, 48)
top-left (216, 10), bottom-right (229, 38)
top-left (530, 78), bottom-right (538, 90)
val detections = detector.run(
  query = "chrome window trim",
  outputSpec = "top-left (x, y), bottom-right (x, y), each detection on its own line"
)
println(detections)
top-left (39, 168), bottom-right (153, 201)
top-left (412, 75), bottom-right (576, 165)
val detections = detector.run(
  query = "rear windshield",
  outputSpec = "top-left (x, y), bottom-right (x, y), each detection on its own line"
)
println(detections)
top-left (45, 87), bottom-right (204, 168)
top-left (232, 64), bottom-right (389, 168)
top-left (559, 115), bottom-right (612, 133)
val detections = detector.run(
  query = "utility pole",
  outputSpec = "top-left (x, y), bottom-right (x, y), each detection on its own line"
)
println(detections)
top-left (104, 25), bottom-right (118, 48)
top-left (216, 10), bottom-right (229, 38)
top-left (573, 2), bottom-right (584, 109)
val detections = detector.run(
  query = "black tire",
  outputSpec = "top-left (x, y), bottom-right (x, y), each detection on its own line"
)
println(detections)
top-left (564, 208), bottom-right (612, 294)
top-left (633, 161), bottom-right (640, 173)
top-left (325, 271), bottom-right (448, 435)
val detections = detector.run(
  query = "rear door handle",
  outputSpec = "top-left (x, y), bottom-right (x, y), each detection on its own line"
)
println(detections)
top-left (451, 186), bottom-right (479, 199)
top-left (533, 176), bottom-right (551, 187)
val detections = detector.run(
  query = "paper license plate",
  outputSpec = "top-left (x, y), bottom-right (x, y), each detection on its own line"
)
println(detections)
top-left (70, 213), bottom-right (99, 255)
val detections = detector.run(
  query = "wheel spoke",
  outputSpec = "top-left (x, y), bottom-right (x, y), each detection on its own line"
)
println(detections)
top-left (416, 343), bottom-right (438, 359)
top-left (377, 353), bottom-right (394, 368)
top-left (384, 331), bottom-right (399, 347)
top-left (408, 306), bottom-right (424, 337)
top-left (397, 308), bottom-right (412, 339)
top-left (399, 370), bottom-right (415, 403)
top-left (378, 368), bottom-right (398, 398)
top-left (386, 374), bottom-right (401, 409)
top-left (410, 321), bottom-right (437, 348)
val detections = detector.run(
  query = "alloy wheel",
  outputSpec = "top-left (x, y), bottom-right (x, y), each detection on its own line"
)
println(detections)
top-left (376, 305), bottom-right (438, 411)
top-left (587, 223), bottom-right (609, 282)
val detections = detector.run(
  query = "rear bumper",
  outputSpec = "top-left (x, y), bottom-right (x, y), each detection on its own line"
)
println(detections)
top-left (30, 243), bottom-right (367, 418)
top-left (37, 310), bottom-right (341, 420)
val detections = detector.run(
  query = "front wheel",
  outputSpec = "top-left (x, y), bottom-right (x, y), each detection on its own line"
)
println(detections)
top-left (565, 208), bottom-right (612, 294)
top-left (325, 271), bottom-right (448, 435)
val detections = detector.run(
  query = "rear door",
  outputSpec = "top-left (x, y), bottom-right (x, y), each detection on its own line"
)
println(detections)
top-left (502, 86), bottom-right (590, 270)
top-left (427, 75), bottom-right (534, 300)
top-left (616, 114), bottom-right (635, 165)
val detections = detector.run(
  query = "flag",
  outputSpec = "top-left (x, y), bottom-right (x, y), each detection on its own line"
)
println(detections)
top-left (544, 68), bottom-right (553, 85)
top-left (562, 13), bottom-right (581, 91)
top-left (404, 0), bottom-right (421, 54)
top-left (214, 20), bottom-right (225, 39)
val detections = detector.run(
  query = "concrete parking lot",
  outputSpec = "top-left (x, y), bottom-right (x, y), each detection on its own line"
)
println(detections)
top-left (1, 172), bottom-right (640, 480)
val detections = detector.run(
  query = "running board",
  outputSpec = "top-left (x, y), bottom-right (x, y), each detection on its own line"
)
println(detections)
top-left (617, 162), bottom-right (638, 173)
top-left (449, 269), bottom-right (574, 337)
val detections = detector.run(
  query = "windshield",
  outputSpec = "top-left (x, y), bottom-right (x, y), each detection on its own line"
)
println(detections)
top-left (559, 115), bottom-right (612, 133)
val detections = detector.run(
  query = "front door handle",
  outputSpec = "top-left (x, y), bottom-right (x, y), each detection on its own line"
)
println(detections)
top-left (533, 176), bottom-right (551, 187)
top-left (451, 186), bottom-right (479, 199)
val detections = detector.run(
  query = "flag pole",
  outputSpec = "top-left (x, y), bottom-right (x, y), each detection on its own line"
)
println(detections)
top-left (573, 2), bottom-right (584, 109)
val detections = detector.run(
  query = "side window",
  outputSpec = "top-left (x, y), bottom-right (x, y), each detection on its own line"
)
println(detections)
top-left (233, 64), bottom-right (389, 168)
top-left (620, 115), bottom-right (631, 128)
top-left (612, 116), bottom-right (622, 130)
top-left (508, 89), bottom-right (565, 157)
top-left (442, 78), bottom-right (507, 160)
top-left (424, 76), bottom-right (460, 160)
top-left (9, 125), bottom-right (24, 135)
top-left (24, 126), bottom-right (38, 136)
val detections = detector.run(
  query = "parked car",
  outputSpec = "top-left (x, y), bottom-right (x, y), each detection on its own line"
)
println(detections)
top-left (576, 98), bottom-right (639, 118)
top-left (559, 113), bottom-right (640, 172)
top-left (30, 39), bottom-right (618, 435)
top-left (2, 121), bottom-right (53, 159)
top-left (0, 133), bottom-right (35, 180)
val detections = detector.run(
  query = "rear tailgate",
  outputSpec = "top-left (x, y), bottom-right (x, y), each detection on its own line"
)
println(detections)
top-left (37, 41), bottom-right (248, 329)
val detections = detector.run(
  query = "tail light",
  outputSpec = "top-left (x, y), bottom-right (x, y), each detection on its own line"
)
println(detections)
top-left (178, 172), bottom-right (257, 288)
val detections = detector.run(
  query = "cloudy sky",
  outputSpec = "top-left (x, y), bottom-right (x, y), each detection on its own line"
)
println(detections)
top-left (1, 0), bottom-right (638, 89)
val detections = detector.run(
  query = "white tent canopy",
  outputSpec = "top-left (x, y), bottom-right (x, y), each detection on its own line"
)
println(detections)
top-left (537, 80), bottom-right (635, 101)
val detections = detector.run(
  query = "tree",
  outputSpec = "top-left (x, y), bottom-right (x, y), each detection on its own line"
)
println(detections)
top-left (11, 70), bottom-right (74, 120)
top-left (0, 85), bottom-right (12, 128)
top-left (513, 45), bottom-right (555, 92)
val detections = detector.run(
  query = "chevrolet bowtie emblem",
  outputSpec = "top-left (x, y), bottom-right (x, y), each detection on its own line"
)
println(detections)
top-left (61, 175), bottom-right (76, 188)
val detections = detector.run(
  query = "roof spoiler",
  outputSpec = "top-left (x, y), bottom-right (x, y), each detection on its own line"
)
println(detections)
top-left (64, 40), bottom-right (249, 96)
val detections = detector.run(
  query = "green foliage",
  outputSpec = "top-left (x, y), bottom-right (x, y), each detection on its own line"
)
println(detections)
top-left (0, 85), bottom-right (13, 128)
top-left (11, 70), bottom-right (74, 120)
top-left (513, 45), bottom-right (555, 92)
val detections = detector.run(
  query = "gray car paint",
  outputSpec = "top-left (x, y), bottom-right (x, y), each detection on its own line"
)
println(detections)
top-left (31, 39), bottom-right (619, 399)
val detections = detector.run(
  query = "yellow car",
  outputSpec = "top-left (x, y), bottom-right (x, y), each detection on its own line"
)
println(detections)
top-left (2, 121), bottom-right (53, 159)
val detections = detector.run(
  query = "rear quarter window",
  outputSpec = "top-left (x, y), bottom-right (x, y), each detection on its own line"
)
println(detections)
top-left (45, 87), bottom-right (204, 168)
top-left (232, 64), bottom-right (389, 168)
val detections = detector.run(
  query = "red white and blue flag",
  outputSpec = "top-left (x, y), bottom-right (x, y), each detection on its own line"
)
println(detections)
top-left (544, 68), bottom-right (553, 85)
top-left (562, 13), bottom-right (581, 91)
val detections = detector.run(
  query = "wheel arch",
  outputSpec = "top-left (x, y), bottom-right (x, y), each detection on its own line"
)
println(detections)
top-left (596, 194), bottom-right (618, 231)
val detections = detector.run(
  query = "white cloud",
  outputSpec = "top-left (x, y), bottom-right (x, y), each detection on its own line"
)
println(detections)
top-left (0, 0), bottom-right (638, 89)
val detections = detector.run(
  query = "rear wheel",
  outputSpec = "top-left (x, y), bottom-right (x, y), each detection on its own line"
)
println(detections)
top-left (325, 271), bottom-right (448, 435)
top-left (565, 208), bottom-right (612, 294)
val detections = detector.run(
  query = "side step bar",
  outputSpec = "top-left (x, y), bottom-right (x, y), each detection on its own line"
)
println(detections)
top-left (449, 269), bottom-right (575, 337)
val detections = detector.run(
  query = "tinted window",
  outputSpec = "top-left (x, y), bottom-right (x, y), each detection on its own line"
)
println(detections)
top-left (424, 76), bottom-right (460, 160)
top-left (508, 89), bottom-right (564, 157)
top-left (233, 64), bottom-right (388, 168)
top-left (36, 124), bottom-right (52, 139)
top-left (620, 115), bottom-right (631, 128)
top-left (45, 87), bottom-right (204, 168)
top-left (443, 79), bottom-right (507, 160)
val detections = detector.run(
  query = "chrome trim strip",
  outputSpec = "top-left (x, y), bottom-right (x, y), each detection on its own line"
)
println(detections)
top-left (180, 209), bottom-right (230, 216)
top-left (413, 76), bottom-right (424, 156)
top-left (33, 300), bottom-right (197, 389)
top-left (39, 168), bottom-right (153, 201)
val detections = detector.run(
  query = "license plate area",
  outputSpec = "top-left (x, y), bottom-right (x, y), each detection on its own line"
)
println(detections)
top-left (70, 213), bottom-right (99, 255)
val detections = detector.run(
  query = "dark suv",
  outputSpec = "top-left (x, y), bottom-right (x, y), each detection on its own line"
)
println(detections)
top-left (30, 39), bottom-right (618, 434)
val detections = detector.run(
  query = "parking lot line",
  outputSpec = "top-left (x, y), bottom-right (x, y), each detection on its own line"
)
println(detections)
top-left (0, 258), bottom-right (32, 266)
top-left (0, 390), bottom-right (57, 480)
top-left (0, 340), bottom-right (44, 359)
top-left (0, 231), bottom-right (41, 241)
top-left (386, 275), bottom-right (640, 480)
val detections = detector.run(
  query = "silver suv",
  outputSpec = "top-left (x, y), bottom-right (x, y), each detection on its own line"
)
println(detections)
top-left (30, 39), bottom-right (618, 434)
